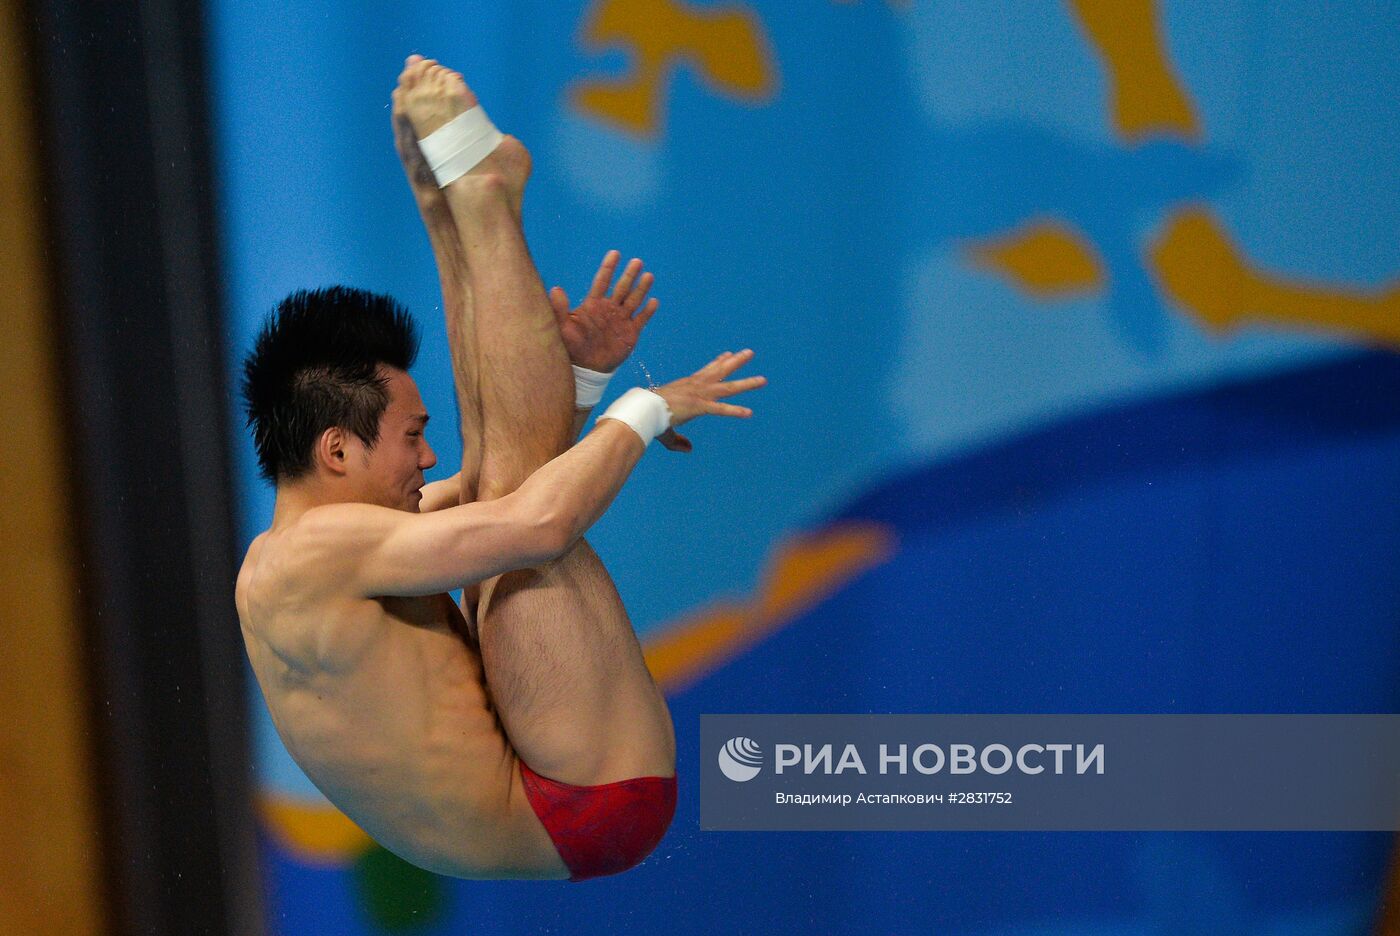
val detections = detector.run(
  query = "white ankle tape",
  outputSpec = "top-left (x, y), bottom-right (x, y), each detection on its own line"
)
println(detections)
top-left (572, 364), bottom-right (614, 408)
top-left (418, 107), bottom-right (505, 188)
top-left (599, 388), bottom-right (672, 445)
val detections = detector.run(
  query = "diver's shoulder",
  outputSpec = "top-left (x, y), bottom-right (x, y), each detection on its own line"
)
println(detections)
top-left (258, 504), bottom-right (389, 598)
top-left (290, 501), bottom-right (400, 543)
top-left (243, 516), bottom-right (340, 597)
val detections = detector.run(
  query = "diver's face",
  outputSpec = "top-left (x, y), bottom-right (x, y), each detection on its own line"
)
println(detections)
top-left (356, 367), bottom-right (436, 512)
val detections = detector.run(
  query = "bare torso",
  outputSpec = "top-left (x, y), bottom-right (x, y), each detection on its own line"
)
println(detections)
top-left (235, 522), bottom-right (567, 879)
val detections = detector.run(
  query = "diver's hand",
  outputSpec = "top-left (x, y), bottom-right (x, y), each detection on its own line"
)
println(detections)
top-left (651, 350), bottom-right (766, 452)
top-left (550, 251), bottom-right (659, 373)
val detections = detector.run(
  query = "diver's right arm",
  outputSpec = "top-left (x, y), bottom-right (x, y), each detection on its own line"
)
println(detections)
top-left (305, 351), bottom-right (765, 599)
top-left (300, 419), bottom-right (644, 598)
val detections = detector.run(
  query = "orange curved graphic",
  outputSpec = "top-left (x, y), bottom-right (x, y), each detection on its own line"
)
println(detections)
top-left (258, 793), bottom-right (373, 866)
top-left (1149, 205), bottom-right (1400, 347)
top-left (644, 522), bottom-right (897, 692)
top-left (571, 0), bottom-right (778, 137)
top-left (1065, 0), bottom-right (1201, 144)
top-left (966, 220), bottom-right (1107, 298)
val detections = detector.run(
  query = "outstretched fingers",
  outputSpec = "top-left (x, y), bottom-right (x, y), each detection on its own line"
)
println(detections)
top-left (705, 374), bottom-right (765, 417)
top-left (587, 250), bottom-right (621, 300)
top-left (633, 297), bottom-right (659, 329)
top-left (702, 351), bottom-right (765, 418)
top-left (701, 348), bottom-right (754, 378)
top-left (622, 272), bottom-right (654, 314)
top-left (577, 250), bottom-right (657, 317)
top-left (714, 374), bottom-right (767, 397)
top-left (698, 350), bottom-right (732, 374)
top-left (656, 347), bottom-right (765, 435)
top-left (611, 258), bottom-right (643, 302)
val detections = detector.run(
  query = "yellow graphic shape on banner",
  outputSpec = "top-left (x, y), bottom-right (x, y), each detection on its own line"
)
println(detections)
top-left (572, 0), bottom-right (777, 137)
top-left (1150, 206), bottom-right (1400, 347)
top-left (643, 522), bottom-right (896, 693)
top-left (966, 220), bottom-right (1106, 298)
top-left (1065, 0), bottom-right (1201, 143)
top-left (259, 792), bottom-right (373, 865)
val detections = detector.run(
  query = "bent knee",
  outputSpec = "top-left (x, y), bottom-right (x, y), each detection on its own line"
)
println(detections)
top-left (474, 475), bottom-right (518, 503)
top-left (483, 537), bottom-right (596, 595)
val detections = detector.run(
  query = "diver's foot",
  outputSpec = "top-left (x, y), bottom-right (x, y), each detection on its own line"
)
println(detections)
top-left (397, 55), bottom-right (531, 208)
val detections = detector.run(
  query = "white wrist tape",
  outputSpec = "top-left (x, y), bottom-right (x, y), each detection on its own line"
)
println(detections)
top-left (599, 388), bottom-right (672, 445)
top-left (572, 364), bottom-right (614, 409)
top-left (417, 106), bottom-right (505, 188)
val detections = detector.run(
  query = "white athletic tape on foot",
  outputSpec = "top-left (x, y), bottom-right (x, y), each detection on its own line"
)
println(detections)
top-left (572, 364), bottom-right (614, 408)
top-left (418, 106), bottom-right (505, 188)
top-left (599, 387), bottom-right (672, 445)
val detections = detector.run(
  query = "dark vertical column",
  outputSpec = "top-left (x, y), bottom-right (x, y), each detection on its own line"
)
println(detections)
top-left (25, 0), bottom-right (263, 934)
top-left (1, 0), bottom-right (111, 932)
top-left (1378, 843), bottom-right (1400, 936)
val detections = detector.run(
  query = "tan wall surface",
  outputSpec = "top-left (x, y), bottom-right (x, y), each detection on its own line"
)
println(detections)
top-left (0, 3), bottom-right (108, 934)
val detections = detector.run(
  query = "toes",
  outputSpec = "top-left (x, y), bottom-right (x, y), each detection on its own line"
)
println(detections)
top-left (398, 58), bottom-right (474, 107)
top-left (399, 57), bottom-right (433, 88)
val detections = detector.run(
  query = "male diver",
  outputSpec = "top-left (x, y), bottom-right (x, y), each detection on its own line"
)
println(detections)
top-left (235, 56), bottom-right (765, 880)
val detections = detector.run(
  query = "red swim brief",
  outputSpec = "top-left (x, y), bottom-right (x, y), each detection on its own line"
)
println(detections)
top-left (518, 759), bottom-right (677, 882)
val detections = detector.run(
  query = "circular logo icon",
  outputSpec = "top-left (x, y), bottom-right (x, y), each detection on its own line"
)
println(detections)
top-left (718, 736), bottom-right (763, 782)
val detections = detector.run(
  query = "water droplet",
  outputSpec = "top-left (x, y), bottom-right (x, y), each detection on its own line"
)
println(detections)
top-left (633, 359), bottom-right (658, 391)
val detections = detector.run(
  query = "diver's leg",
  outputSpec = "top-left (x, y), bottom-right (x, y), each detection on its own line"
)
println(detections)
top-left (393, 57), bottom-right (485, 506)
top-left (401, 60), bottom-right (675, 785)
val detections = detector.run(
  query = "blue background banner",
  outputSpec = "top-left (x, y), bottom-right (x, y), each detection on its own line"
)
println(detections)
top-left (210, 1), bottom-right (1400, 932)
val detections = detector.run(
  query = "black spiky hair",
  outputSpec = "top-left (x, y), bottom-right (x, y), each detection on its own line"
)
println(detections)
top-left (241, 286), bottom-right (421, 482)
